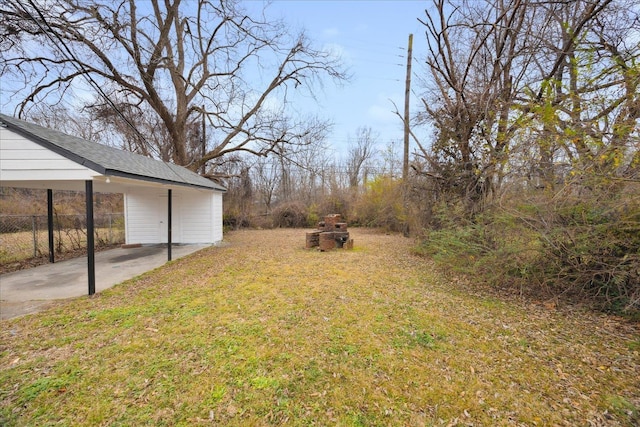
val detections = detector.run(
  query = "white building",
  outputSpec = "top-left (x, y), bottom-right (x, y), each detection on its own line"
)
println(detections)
top-left (0, 113), bottom-right (226, 294)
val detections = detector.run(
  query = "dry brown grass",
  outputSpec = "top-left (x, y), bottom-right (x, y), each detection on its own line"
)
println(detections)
top-left (1, 229), bottom-right (638, 426)
top-left (0, 227), bottom-right (124, 273)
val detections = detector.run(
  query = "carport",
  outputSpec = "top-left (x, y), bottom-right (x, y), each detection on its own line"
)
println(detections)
top-left (0, 113), bottom-right (226, 296)
top-left (0, 243), bottom-right (209, 320)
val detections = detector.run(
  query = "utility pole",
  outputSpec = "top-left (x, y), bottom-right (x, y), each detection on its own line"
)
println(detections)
top-left (403, 33), bottom-right (413, 181)
top-left (402, 34), bottom-right (413, 238)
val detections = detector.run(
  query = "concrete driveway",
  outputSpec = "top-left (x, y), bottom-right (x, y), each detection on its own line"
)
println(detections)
top-left (0, 244), bottom-right (208, 320)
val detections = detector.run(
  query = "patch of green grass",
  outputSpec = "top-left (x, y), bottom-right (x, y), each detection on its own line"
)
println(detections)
top-left (250, 376), bottom-right (279, 390)
top-left (393, 328), bottom-right (443, 350)
top-left (20, 376), bottom-right (70, 403)
top-left (0, 229), bottom-right (638, 426)
top-left (605, 395), bottom-right (640, 425)
top-left (627, 338), bottom-right (640, 351)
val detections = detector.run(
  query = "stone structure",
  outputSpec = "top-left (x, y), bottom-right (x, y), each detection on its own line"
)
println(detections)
top-left (305, 214), bottom-right (354, 251)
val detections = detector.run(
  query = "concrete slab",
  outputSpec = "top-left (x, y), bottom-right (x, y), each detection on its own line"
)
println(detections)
top-left (0, 244), bottom-right (208, 320)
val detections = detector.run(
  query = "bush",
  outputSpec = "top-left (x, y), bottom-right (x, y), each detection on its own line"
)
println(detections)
top-left (531, 193), bottom-right (640, 313)
top-left (414, 210), bottom-right (541, 291)
top-left (415, 184), bottom-right (640, 315)
top-left (223, 211), bottom-right (250, 230)
top-left (316, 192), bottom-right (351, 221)
top-left (271, 201), bottom-right (309, 228)
top-left (351, 176), bottom-right (405, 231)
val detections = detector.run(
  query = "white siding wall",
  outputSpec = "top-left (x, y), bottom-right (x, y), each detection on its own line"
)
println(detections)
top-left (125, 188), bottom-right (223, 244)
top-left (0, 128), bottom-right (95, 181)
top-left (180, 192), bottom-right (211, 243)
top-left (125, 190), bottom-right (165, 244)
top-left (211, 192), bottom-right (223, 242)
top-left (179, 191), bottom-right (223, 243)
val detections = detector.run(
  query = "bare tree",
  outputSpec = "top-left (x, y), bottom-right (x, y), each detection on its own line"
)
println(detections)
top-left (528, 0), bottom-right (640, 181)
top-left (380, 139), bottom-right (402, 178)
top-left (415, 0), bottom-right (636, 209)
top-left (287, 137), bottom-right (334, 203)
top-left (417, 0), bottom-right (539, 208)
top-left (25, 104), bottom-right (110, 144)
top-left (345, 127), bottom-right (378, 189)
top-left (0, 0), bottom-right (346, 173)
top-left (252, 156), bottom-right (280, 214)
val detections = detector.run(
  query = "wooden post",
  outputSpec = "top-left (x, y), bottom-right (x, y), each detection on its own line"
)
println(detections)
top-left (403, 34), bottom-right (413, 237)
top-left (403, 33), bottom-right (413, 182)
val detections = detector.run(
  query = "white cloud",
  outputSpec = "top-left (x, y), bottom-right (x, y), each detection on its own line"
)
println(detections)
top-left (322, 42), bottom-right (351, 63)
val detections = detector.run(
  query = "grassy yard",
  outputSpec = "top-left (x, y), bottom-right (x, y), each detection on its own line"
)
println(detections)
top-left (1, 229), bottom-right (638, 426)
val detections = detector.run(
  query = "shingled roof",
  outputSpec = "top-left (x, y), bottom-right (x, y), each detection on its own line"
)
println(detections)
top-left (0, 113), bottom-right (226, 191)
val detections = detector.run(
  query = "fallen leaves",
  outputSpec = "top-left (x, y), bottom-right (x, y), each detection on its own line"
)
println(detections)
top-left (0, 228), bottom-right (638, 426)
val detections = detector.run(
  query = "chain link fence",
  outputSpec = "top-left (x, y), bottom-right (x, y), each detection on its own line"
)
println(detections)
top-left (0, 213), bottom-right (125, 268)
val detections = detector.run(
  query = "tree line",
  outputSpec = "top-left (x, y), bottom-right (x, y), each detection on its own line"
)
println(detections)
top-left (1, 0), bottom-right (638, 313)
top-left (407, 0), bottom-right (639, 314)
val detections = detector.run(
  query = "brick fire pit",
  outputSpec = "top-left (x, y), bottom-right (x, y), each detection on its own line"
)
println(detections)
top-left (305, 214), bottom-right (354, 251)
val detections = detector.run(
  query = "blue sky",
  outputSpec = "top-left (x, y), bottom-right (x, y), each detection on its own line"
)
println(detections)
top-left (257, 0), bottom-right (430, 157)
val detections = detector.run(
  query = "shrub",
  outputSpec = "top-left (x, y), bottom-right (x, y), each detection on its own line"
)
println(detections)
top-left (415, 183), bottom-right (640, 315)
top-left (530, 192), bottom-right (640, 313)
top-left (249, 214), bottom-right (274, 230)
top-left (316, 192), bottom-right (351, 221)
top-left (223, 211), bottom-right (250, 230)
top-left (271, 201), bottom-right (308, 228)
top-left (351, 176), bottom-right (405, 231)
top-left (414, 209), bottom-right (541, 291)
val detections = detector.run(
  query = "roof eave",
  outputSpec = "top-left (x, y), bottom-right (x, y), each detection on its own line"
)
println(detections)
top-left (2, 115), bottom-right (226, 192)
top-left (4, 120), bottom-right (107, 175)
top-left (105, 169), bottom-right (226, 191)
